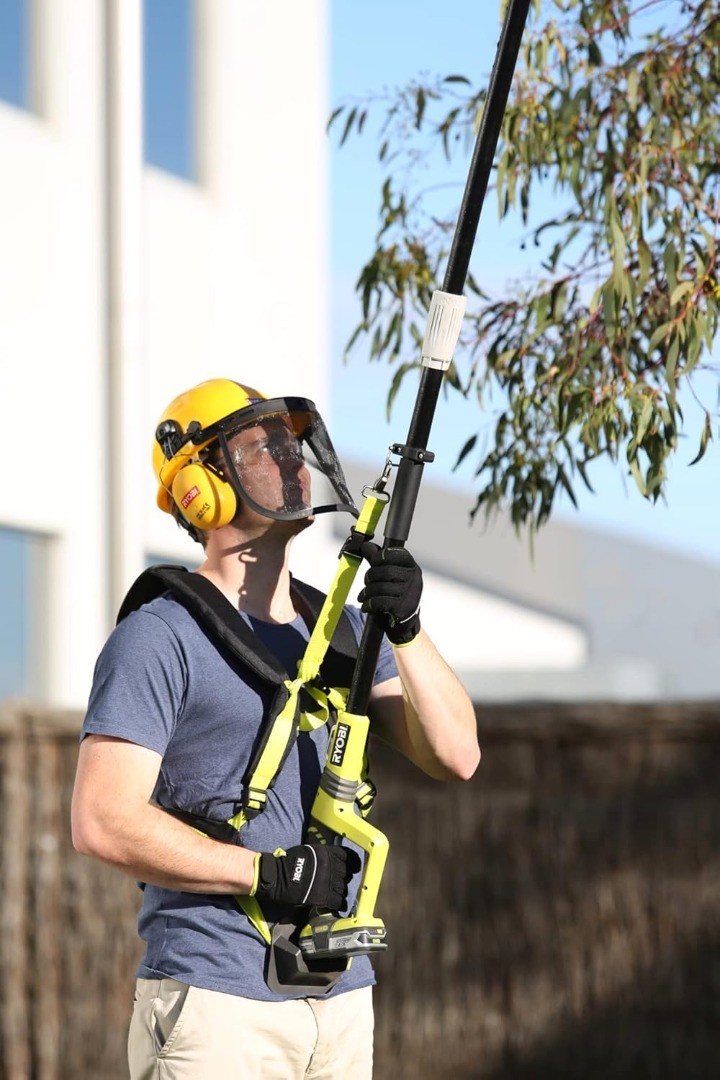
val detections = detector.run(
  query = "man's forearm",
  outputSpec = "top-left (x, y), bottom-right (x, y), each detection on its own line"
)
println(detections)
top-left (72, 799), bottom-right (258, 895)
top-left (373, 630), bottom-right (480, 781)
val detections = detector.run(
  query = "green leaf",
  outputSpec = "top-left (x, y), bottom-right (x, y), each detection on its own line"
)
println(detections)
top-left (665, 337), bottom-right (680, 383)
top-left (556, 464), bottom-right (578, 508)
top-left (415, 88), bottom-right (426, 129)
top-left (327, 106), bottom-right (344, 132)
top-left (628, 455), bottom-right (647, 497)
top-left (602, 282), bottom-right (616, 336)
top-left (576, 458), bottom-right (595, 493)
top-left (551, 280), bottom-right (568, 320)
top-left (670, 281), bottom-right (694, 307)
top-left (494, 348), bottom-right (518, 369)
top-left (339, 107), bottom-right (357, 146)
top-left (689, 412), bottom-right (712, 466)
top-left (687, 313), bottom-right (704, 369)
top-left (627, 68), bottom-right (639, 112)
top-left (386, 362), bottom-right (418, 419)
top-left (648, 321), bottom-right (672, 354)
top-left (609, 205), bottom-right (626, 260)
top-left (663, 241), bottom-right (679, 294)
top-left (455, 434), bottom-right (478, 468)
top-left (635, 397), bottom-right (654, 445)
top-left (588, 40), bottom-right (603, 67)
top-left (637, 236), bottom-right (652, 290)
top-left (343, 321), bottom-right (368, 357)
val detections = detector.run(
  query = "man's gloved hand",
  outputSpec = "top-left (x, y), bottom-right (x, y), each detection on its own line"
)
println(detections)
top-left (357, 541), bottom-right (423, 646)
top-left (252, 844), bottom-right (361, 909)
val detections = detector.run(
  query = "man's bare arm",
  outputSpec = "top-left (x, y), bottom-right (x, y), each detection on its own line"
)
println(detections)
top-left (369, 630), bottom-right (480, 782)
top-left (71, 734), bottom-right (257, 894)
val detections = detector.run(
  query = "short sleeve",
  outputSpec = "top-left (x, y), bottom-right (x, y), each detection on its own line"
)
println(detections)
top-left (81, 609), bottom-right (188, 755)
top-left (342, 605), bottom-right (399, 687)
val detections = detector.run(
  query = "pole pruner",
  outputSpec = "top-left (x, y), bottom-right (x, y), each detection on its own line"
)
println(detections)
top-left (289, 0), bottom-right (535, 980)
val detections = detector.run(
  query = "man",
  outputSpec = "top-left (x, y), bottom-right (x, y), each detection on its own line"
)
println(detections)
top-left (71, 378), bottom-right (479, 1079)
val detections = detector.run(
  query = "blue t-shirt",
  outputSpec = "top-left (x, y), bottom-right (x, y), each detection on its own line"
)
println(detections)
top-left (81, 588), bottom-right (398, 1001)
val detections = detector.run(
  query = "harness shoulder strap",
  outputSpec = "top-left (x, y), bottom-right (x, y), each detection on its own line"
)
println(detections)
top-left (290, 577), bottom-right (358, 691)
top-left (119, 565), bottom-right (295, 817)
top-left (118, 564), bottom-right (289, 687)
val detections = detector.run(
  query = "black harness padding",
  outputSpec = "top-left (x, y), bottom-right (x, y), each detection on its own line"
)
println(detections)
top-left (117, 565), bottom-right (359, 814)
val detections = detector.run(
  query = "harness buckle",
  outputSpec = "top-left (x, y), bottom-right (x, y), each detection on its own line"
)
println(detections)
top-left (243, 788), bottom-right (268, 818)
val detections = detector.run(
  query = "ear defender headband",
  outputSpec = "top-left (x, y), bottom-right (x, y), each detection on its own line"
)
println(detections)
top-left (155, 418), bottom-right (237, 532)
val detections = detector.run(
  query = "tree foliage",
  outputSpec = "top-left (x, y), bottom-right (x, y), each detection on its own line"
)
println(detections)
top-left (331, 0), bottom-right (720, 531)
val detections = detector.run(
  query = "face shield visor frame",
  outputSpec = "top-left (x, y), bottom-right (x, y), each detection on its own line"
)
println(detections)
top-left (194, 397), bottom-right (358, 523)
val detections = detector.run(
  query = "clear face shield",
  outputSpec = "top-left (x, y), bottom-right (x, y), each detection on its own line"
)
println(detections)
top-left (199, 398), bottom-right (358, 522)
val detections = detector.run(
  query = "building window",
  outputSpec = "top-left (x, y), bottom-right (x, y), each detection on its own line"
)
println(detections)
top-left (0, 528), bottom-right (48, 701)
top-left (143, 0), bottom-right (196, 180)
top-left (0, 0), bottom-right (29, 110)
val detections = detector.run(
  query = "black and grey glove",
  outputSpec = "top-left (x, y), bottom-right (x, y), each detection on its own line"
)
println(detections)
top-left (253, 844), bottom-right (361, 910)
top-left (357, 541), bottom-right (423, 645)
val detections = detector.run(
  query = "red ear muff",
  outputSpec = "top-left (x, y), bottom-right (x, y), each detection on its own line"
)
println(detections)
top-left (171, 463), bottom-right (236, 531)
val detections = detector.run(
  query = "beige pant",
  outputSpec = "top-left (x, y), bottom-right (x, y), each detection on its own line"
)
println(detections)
top-left (128, 977), bottom-right (374, 1080)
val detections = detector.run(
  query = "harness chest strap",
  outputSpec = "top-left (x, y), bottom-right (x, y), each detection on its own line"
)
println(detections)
top-left (228, 486), bottom-right (389, 824)
top-left (226, 565), bottom-right (364, 946)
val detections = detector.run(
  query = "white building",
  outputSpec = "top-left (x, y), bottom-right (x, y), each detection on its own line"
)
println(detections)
top-left (1, 1), bottom-right (718, 708)
top-left (1, 1), bottom-right (335, 706)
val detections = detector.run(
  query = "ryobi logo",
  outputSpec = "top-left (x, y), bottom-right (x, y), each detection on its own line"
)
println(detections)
top-left (180, 485), bottom-right (200, 509)
top-left (292, 856), bottom-right (305, 883)
top-left (331, 723), bottom-right (350, 767)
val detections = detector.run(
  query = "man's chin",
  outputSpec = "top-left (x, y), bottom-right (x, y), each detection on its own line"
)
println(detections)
top-left (219, 506), bottom-right (313, 538)
top-left (293, 512), bottom-right (315, 534)
top-left (269, 511), bottom-right (315, 536)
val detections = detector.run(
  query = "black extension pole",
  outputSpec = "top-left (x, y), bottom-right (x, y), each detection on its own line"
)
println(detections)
top-left (346, 0), bottom-right (533, 713)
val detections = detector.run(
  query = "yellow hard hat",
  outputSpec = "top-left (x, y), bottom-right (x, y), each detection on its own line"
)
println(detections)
top-left (152, 378), bottom-right (266, 515)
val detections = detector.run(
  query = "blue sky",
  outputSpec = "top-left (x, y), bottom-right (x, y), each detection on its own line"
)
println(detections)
top-left (329, 0), bottom-right (720, 565)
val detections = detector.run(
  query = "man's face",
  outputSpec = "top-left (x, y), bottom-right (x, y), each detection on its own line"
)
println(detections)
top-left (225, 417), bottom-right (312, 517)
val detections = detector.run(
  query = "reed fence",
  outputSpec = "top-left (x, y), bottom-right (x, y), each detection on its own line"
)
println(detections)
top-left (2, 701), bottom-right (719, 1078)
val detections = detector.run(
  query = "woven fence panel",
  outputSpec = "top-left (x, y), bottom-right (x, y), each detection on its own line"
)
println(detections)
top-left (370, 703), bottom-right (720, 1079)
top-left (0, 708), bottom-right (142, 1080)
top-left (2, 702), bottom-right (720, 1078)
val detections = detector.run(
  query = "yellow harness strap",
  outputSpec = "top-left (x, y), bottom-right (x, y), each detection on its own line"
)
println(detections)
top-left (229, 489), bottom-right (388, 946)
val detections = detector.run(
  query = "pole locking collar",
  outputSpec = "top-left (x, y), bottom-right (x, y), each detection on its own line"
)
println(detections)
top-left (420, 290), bottom-right (467, 371)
